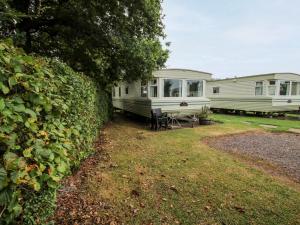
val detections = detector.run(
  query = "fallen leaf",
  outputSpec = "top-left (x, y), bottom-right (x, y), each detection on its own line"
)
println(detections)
top-left (170, 185), bottom-right (179, 193)
top-left (233, 206), bottom-right (245, 213)
top-left (109, 163), bottom-right (118, 168)
top-left (204, 206), bottom-right (211, 211)
top-left (132, 208), bottom-right (139, 215)
top-left (131, 189), bottom-right (140, 197)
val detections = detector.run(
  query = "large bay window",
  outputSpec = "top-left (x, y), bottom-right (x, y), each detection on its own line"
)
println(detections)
top-left (187, 80), bottom-right (203, 97)
top-left (164, 79), bottom-right (182, 97)
top-left (266, 80), bottom-right (300, 96)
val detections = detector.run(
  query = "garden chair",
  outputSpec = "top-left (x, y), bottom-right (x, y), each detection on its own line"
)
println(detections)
top-left (150, 108), bottom-right (168, 131)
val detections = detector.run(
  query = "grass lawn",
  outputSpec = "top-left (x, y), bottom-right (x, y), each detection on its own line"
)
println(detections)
top-left (61, 114), bottom-right (300, 224)
top-left (211, 113), bottom-right (300, 132)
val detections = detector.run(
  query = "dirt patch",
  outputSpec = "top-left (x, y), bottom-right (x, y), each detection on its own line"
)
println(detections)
top-left (206, 131), bottom-right (300, 182)
top-left (54, 125), bottom-right (119, 225)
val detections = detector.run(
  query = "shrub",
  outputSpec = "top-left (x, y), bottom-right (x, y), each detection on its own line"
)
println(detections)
top-left (0, 40), bottom-right (110, 224)
top-left (22, 187), bottom-right (57, 225)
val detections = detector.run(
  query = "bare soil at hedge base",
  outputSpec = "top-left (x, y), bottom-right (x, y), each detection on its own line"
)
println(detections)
top-left (205, 131), bottom-right (300, 182)
top-left (54, 127), bottom-right (114, 225)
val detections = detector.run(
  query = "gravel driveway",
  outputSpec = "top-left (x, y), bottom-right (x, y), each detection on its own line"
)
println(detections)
top-left (206, 132), bottom-right (300, 182)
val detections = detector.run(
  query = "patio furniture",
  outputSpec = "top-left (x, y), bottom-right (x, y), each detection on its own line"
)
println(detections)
top-left (167, 111), bottom-right (182, 128)
top-left (151, 108), bottom-right (168, 131)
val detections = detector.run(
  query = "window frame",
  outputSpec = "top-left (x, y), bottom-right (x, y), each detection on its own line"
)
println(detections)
top-left (163, 79), bottom-right (183, 98)
top-left (140, 81), bottom-right (148, 97)
top-left (267, 80), bottom-right (276, 96)
top-left (255, 81), bottom-right (263, 96)
top-left (149, 79), bottom-right (158, 98)
top-left (279, 80), bottom-right (291, 96)
top-left (291, 81), bottom-right (300, 96)
top-left (186, 80), bottom-right (203, 97)
top-left (212, 87), bottom-right (220, 95)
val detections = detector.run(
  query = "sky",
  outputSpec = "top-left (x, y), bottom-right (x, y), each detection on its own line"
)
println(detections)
top-left (162, 0), bottom-right (300, 78)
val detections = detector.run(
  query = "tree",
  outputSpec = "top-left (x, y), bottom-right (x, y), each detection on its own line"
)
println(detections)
top-left (0, 0), bottom-right (169, 85)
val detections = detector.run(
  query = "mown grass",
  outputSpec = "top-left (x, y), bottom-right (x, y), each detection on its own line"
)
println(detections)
top-left (83, 116), bottom-right (300, 225)
top-left (211, 113), bottom-right (300, 132)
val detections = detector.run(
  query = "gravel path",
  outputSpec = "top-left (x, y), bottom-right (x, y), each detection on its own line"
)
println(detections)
top-left (206, 132), bottom-right (300, 182)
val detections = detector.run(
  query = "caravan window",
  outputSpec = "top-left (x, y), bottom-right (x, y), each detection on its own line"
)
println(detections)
top-left (291, 82), bottom-right (300, 96)
top-left (149, 79), bottom-right (158, 97)
top-left (268, 80), bottom-right (276, 96)
top-left (187, 80), bottom-right (203, 97)
top-left (213, 87), bottom-right (220, 94)
top-left (255, 82), bottom-right (263, 96)
top-left (119, 87), bottom-right (121, 97)
top-left (280, 81), bottom-right (290, 96)
top-left (125, 86), bottom-right (129, 95)
top-left (164, 79), bottom-right (182, 97)
top-left (141, 81), bottom-right (147, 97)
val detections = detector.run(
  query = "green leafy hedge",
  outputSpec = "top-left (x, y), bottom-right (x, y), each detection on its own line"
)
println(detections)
top-left (0, 40), bottom-right (110, 224)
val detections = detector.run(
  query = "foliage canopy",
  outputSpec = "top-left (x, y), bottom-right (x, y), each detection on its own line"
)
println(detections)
top-left (0, 0), bottom-right (169, 84)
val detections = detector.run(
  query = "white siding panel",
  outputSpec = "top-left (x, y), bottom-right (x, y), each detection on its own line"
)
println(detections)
top-left (152, 98), bottom-right (210, 115)
top-left (207, 80), bottom-right (267, 96)
top-left (153, 69), bottom-right (212, 80)
top-left (209, 97), bottom-right (273, 112)
top-left (272, 98), bottom-right (300, 106)
top-left (113, 99), bottom-right (152, 117)
top-left (275, 73), bottom-right (300, 81)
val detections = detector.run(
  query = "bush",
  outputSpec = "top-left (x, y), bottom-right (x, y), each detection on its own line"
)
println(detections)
top-left (22, 187), bottom-right (57, 225)
top-left (0, 40), bottom-right (110, 224)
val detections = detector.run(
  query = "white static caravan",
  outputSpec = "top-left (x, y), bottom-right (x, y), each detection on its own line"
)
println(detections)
top-left (207, 73), bottom-right (300, 113)
top-left (112, 69), bottom-right (212, 117)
